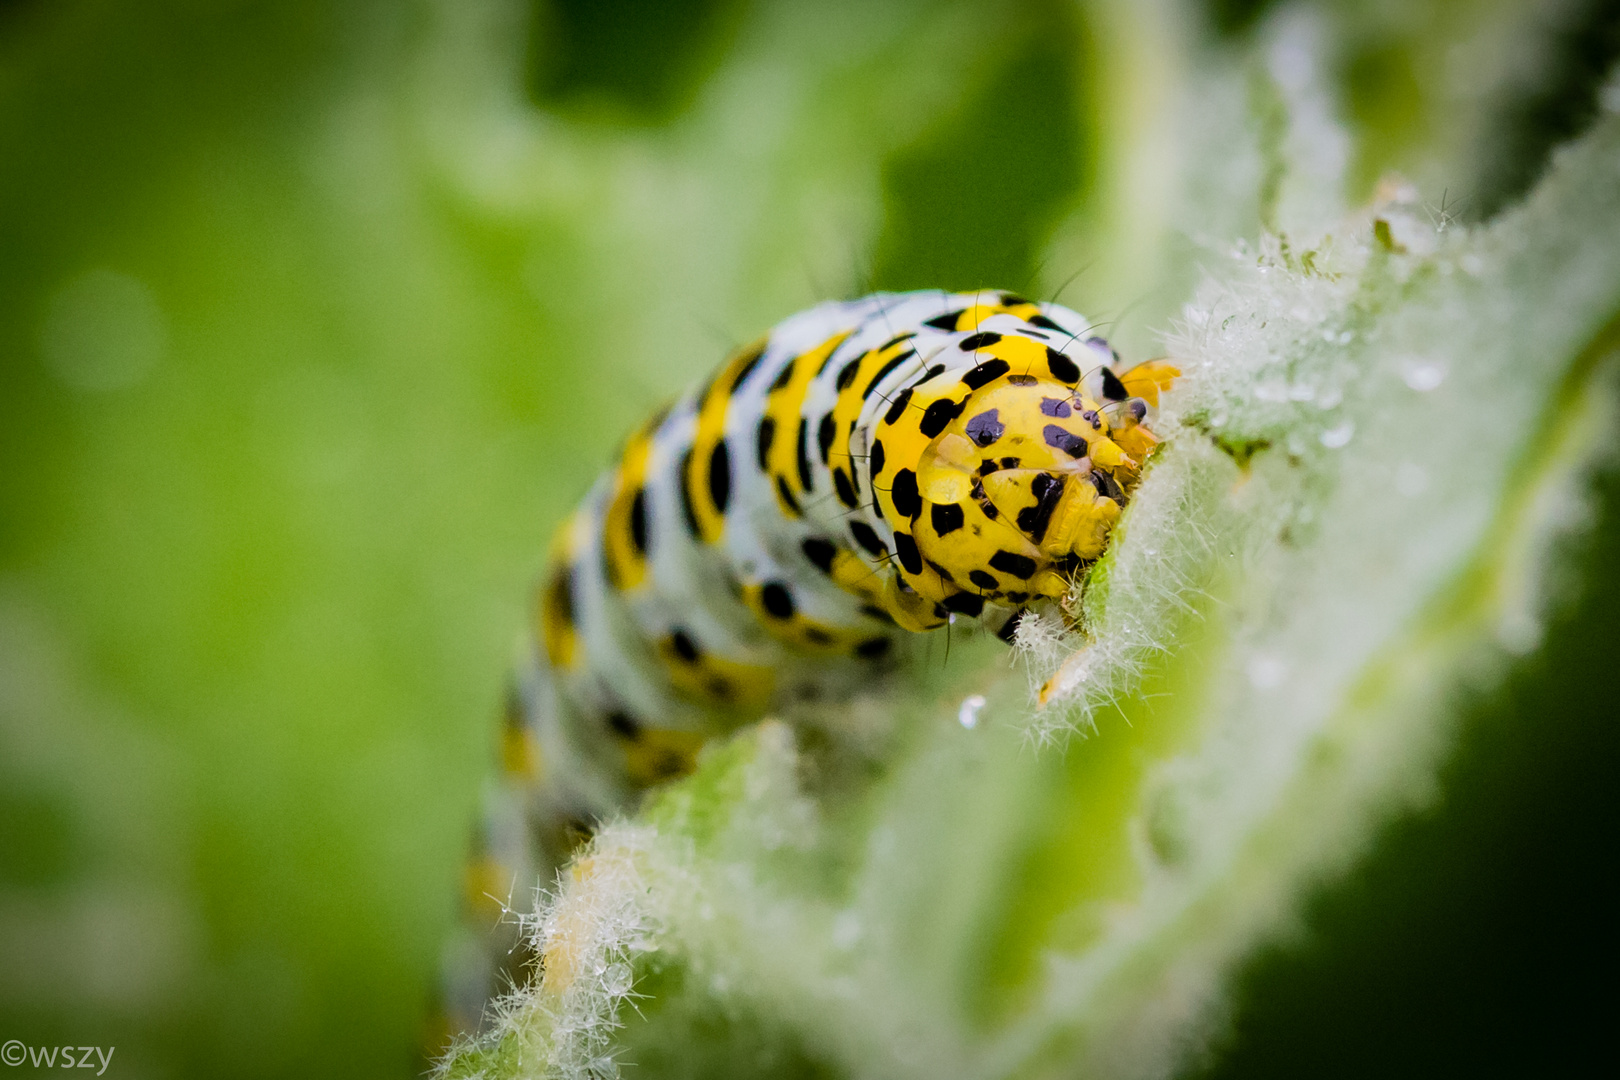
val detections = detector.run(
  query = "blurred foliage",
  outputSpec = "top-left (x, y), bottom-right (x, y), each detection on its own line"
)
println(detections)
top-left (0, 1), bottom-right (1616, 1079)
top-left (1192, 466), bottom-right (1620, 1078)
top-left (525, 0), bottom-right (750, 122)
top-left (870, 0), bottom-right (1084, 292)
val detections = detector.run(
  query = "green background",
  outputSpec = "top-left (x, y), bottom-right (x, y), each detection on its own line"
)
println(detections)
top-left (0, 1), bottom-right (1615, 1077)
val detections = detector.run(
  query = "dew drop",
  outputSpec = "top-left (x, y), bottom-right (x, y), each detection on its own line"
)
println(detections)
top-left (603, 962), bottom-right (633, 996)
top-left (1319, 421), bottom-right (1355, 449)
top-left (957, 694), bottom-right (986, 730)
top-left (1400, 356), bottom-right (1447, 392)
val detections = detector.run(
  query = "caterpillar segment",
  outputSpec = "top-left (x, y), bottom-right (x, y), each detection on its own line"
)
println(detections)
top-left (437, 291), bottom-right (1177, 1040)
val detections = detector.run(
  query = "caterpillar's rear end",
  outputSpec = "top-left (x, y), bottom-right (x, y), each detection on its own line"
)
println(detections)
top-left (433, 291), bottom-right (1177, 1043)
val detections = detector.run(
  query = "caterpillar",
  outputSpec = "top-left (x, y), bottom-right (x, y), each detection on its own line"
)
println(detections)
top-left (436, 290), bottom-right (1177, 1039)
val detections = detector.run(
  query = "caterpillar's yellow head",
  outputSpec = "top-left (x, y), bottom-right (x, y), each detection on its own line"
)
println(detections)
top-left (868, 338), bottom-right (1170, 619)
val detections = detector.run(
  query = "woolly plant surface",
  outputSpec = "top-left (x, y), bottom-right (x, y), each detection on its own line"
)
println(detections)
top-left (443, 37), bottom-right (1620, 1080)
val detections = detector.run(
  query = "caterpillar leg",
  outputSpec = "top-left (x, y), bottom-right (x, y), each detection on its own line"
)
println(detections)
top-left (984, 600), bottom-right (1094, 709)
top-left (1037, 643), bottom-right (1092, 707)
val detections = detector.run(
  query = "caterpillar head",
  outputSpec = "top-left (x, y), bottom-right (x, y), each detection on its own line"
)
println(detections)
top-left (869, 339), bottom-right (1168, 620)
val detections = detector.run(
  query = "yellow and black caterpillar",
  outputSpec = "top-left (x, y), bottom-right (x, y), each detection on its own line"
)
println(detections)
top-left (441, 290), bottom-right (1176, 1034)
